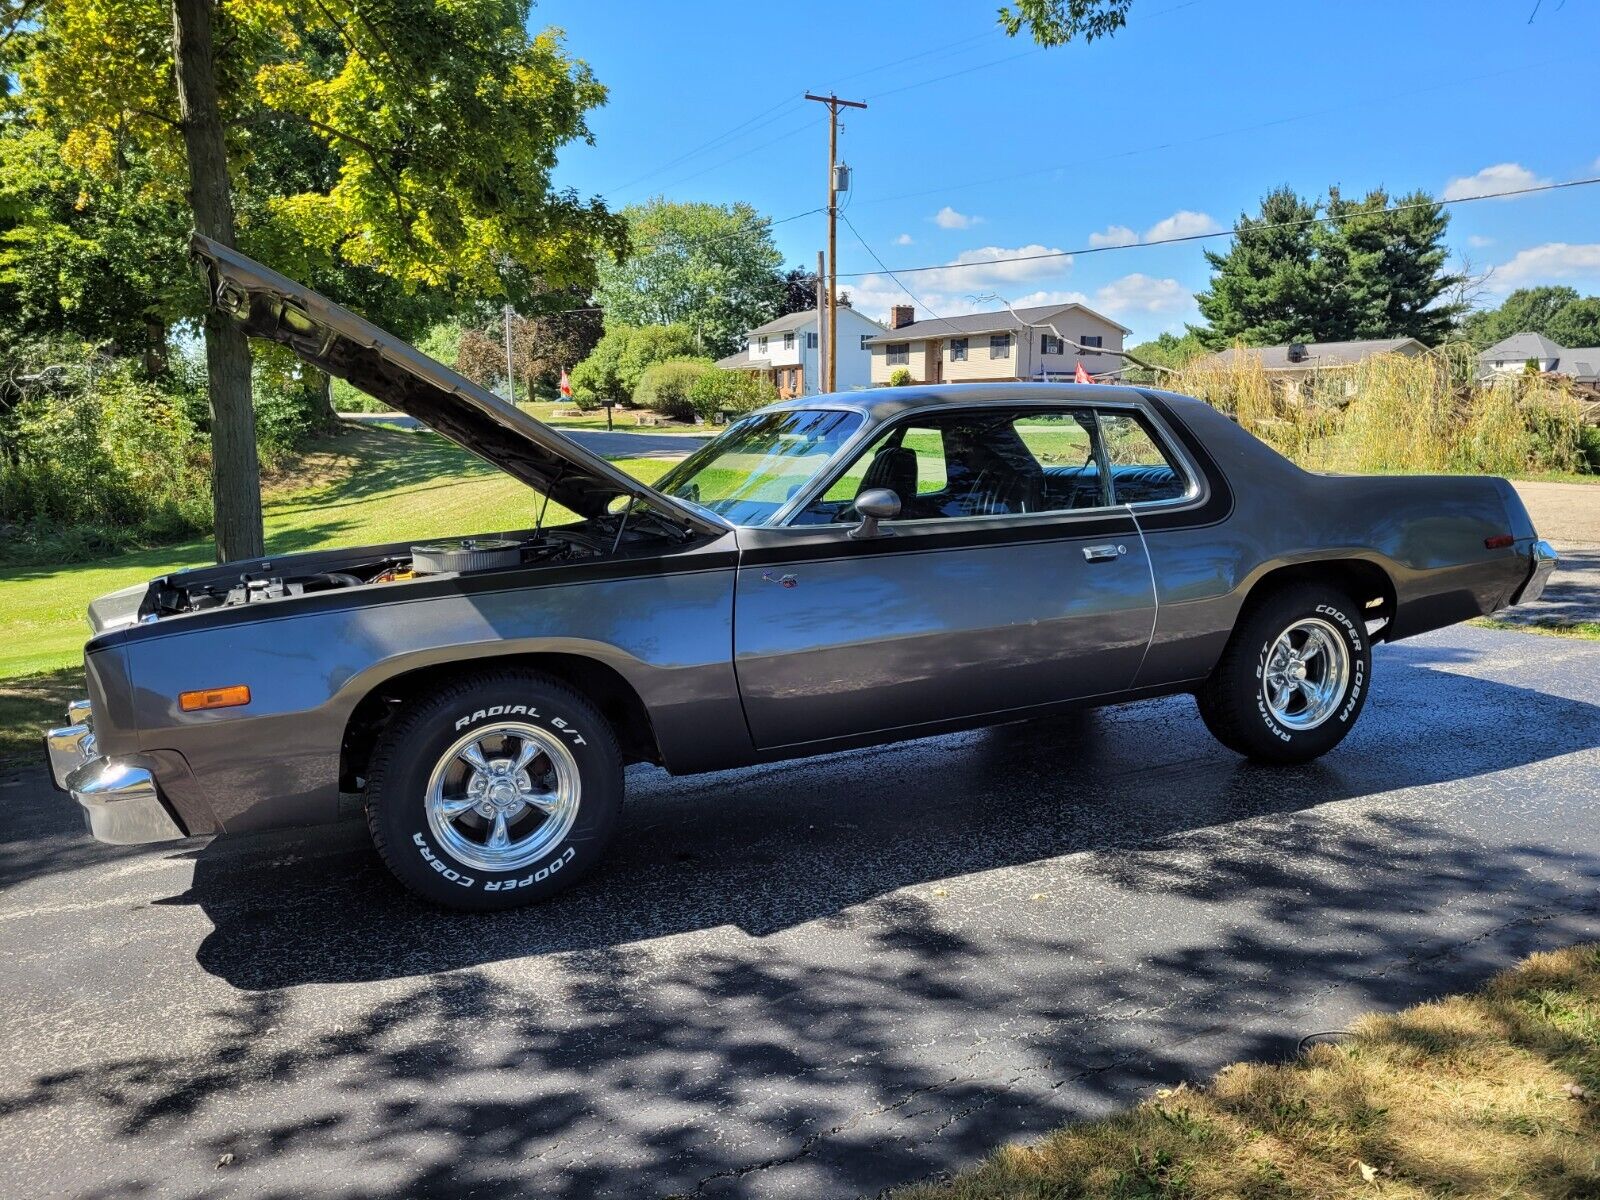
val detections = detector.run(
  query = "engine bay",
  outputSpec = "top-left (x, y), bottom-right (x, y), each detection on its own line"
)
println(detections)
top-left (150, 531), bottom-right (611, 616)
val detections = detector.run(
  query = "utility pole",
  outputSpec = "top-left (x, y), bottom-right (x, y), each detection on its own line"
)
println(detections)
top-left (503, 303), bottom-right (516, 404)
top-left (804, 92), bottom-right (866, 393)
top-left (815, 249), bottom-right (827, 392)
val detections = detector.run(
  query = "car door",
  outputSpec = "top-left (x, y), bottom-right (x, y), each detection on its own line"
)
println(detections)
top-left (732, 404), bottom-right (1158, 750)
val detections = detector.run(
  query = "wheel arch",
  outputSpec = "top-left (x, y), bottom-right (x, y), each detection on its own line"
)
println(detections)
top-left (339, 651), bottom-right (661, 792)
top-left (1238, 556), bottom-right (1397, 640)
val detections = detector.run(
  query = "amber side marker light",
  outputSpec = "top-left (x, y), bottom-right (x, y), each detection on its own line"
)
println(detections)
top-left (1484, 534), bottom-right (1515, 549)
top-left (179, 685), bottom-right (252, 712)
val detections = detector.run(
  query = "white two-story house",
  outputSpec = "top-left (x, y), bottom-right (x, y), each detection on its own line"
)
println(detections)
top-left (864, 303), bottom-right (1130, 386)
top-left (715, 307), bottom-right (888, 397)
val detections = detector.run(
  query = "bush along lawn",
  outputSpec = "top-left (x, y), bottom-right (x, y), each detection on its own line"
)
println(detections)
top-left (897, 944), bottom-right (1600, 1199)
top-left (0, 424), bottom-right (674, 762)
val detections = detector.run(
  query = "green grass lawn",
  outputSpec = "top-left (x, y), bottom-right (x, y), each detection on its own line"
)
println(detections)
top-left (0, 426), bottom-right (671, 758)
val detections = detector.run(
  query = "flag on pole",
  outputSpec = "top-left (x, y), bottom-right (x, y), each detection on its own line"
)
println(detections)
top-left (559, 369), bottom-right (572, 398)
top-left (1073, 361), bottom-right (1093, 383)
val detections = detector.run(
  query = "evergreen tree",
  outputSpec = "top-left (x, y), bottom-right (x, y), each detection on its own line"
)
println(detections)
top-left (1194, 187), bottom-right (1322, 348)
top-left (1196, 185), bottom-right (1463, 348)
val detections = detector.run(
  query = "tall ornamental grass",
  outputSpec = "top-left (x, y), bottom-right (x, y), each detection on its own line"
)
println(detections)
top-left (1171, 343), bottom-right (1589, 476)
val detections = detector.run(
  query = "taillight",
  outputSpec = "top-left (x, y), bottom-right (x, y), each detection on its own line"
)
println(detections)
top-left (1484, 534), bottom-right (1514, 550)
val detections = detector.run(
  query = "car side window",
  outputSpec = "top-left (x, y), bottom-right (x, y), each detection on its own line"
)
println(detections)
top-left (1095, 410), bottom-right (1188, 505)
top-left (793, 407), bottom-right (1110, 526)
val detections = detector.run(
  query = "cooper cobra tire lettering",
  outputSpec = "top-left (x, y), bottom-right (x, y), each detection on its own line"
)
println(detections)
top-left (483, 847), bottom-right (576, 891)
top-left (411, 832), bottom-right (474, 887)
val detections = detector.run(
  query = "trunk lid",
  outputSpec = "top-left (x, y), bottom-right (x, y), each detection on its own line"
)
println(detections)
top-left (190, 234), bottom-right (726, 536)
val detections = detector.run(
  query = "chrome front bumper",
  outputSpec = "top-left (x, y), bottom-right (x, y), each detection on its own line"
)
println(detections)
top-left (44, 699), bottom-right (187, 845)
top-left (1513, 539), bottom-right (1559, 606)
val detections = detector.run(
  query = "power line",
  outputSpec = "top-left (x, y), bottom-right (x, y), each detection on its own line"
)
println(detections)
top-left (603, 95), bottom-right (805, 199)
top-left (849, 54), bottom-right (1568, 213)
top-left (836, 175), bottom-right (1600, 280)
top-left (839, 211), bottom-right (966, 336)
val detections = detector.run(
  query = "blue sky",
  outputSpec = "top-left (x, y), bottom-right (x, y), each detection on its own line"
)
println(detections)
top-left (544, 0), bottom-right (1600, 344)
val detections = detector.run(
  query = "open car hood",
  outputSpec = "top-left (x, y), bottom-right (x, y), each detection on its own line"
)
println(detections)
top-left (190, 235), bottom-right (727, 536)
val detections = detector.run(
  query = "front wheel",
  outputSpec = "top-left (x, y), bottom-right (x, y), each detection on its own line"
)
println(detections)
top-left (365, 670), bottom-right (623, 910)
top-left (1196, 584), bottom-right (1371, 764)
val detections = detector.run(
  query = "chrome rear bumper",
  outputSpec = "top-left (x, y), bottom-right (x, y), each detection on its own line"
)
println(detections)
top-left (1513, 539), bottom-right (1559, 605)
top-left (43, 699), bottom-right (187, 845)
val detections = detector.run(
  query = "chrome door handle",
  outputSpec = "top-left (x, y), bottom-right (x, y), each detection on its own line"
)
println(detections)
top-left (1082, 543), bottom-right (1127, 562)
top-left (761, 572), bottom-right (798, 589)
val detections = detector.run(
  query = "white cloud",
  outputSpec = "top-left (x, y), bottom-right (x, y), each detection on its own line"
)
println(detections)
top-left (1087, 224), bottom-right (1139, 249)
top-left (1144, 210), bottom-right (1222, 242)
top-left (932, 206), bottom-right (981, 230)
top-left (1466, 234), bottom-right (1495, 248)
top-left (894, 232), bottom-right (914, 246)
top-left (1092, 273), bottom-right (1192, 315)
top-left (1442, 162), bottom-right (1549, 201)
top-left (848, 245), bottom-right (1073, 325)
top-left (1010, 289), bottom-right (1092, 308)
top-left (1485, 242), bottom-right (1600, 292)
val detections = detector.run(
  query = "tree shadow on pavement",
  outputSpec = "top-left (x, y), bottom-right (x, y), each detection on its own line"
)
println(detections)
top-left (4, 638), bottom-right (1600, 1198)
top-left (172, 645), bottom-right (1600, 991)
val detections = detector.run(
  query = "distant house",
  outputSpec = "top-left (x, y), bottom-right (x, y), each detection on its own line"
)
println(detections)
top-left (1196, 338), bottom-right (1428, 391)
top-left (1478, 333), bottom-right (1600, 385)
top-left (863, 303), bottom-right (1130, 386)
top-left (715, 307), bottom-right (887, 398)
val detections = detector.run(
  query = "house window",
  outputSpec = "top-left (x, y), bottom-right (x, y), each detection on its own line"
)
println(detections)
top-left (758, 335), bottom-right (769, 353)
top-left (1080, 334), bottom-right (1103, 350)
top-left (886, 343), bottom-right (910, 366)
top-left (989, 333), bottom-right (1012, 359)
top-left (950, 338), bottom-right (968, 361)
top-left (860, 335), bottom-right (872, 350)
top-left (807, 332), bottom-right (818, 349)
top-left (784, 332), bottom-right (795, 350)
top-left (1039, 334), bottom-right (1064, 355)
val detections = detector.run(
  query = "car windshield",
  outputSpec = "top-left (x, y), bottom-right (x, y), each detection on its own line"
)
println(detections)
top-left (653, 408), bottom-right (865, 526)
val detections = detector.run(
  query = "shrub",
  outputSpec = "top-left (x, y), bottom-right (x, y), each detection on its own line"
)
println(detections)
top-left (0, 339), bottom-right (212, 560)
top-left (633, 357), bottom-right (714, 421)
top-left (888, 367), bottom-right (913, 387)
top-left (687, 369), bottom-right (778, 422)
top-left (571, 323), bottom-right (701, 412)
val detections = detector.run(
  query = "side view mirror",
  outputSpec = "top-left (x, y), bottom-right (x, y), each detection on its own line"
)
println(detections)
top-left (849, 487), bottom-right (901, 540)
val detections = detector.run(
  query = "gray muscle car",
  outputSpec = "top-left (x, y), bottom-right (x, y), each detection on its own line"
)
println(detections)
top-left (43, 237), bottom-right (1559, 909)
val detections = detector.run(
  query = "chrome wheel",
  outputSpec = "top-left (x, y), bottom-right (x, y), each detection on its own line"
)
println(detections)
top-left (1263, 617), bottom-right (1350, 731)
top-left (424, 722), bottom-right (580, 873)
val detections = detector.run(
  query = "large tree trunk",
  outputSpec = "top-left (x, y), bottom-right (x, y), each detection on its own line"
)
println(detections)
top-left (171, 0), bottom-right (263, 562)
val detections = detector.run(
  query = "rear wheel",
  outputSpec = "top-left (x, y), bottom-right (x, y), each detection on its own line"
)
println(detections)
top-left (365, 670), bottom-right (623, 909)
top-left (1196, 584), bottom-right (1371, 764)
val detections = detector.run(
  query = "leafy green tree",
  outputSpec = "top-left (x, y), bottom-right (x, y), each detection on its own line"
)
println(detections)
top-left (0, 125), bottom-right (193, 369)
top-left (1196, 184), bottom-right (1462, 348)
top-left (567, 325), bottom-right (635, 409)
top-left (594, 200), bottom-right (784, 357)
top-left (1460, 287), bottom-right (1600, 350)
top-left (9, 0), bottom-right (625, 558)
top-left (1125, 329), bottom-right (1207, 381)
top-left (999, 0), bottom-right (1132, 44)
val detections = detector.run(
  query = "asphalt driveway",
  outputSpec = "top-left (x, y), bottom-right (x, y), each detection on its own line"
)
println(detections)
top-left (3, 624), bottom-right (1599, 1197)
